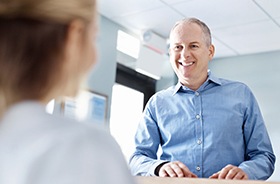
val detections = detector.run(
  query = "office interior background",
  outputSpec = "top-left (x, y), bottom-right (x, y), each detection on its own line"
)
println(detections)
top-left (51, 0), bottom-right (280, 181)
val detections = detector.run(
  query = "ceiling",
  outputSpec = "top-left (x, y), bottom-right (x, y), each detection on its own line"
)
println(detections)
top-left (97, 0), bottom-right (280, 59)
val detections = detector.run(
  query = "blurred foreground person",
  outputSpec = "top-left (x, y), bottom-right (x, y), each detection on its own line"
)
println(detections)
top-left (0, 0), bottom-right (135, 183)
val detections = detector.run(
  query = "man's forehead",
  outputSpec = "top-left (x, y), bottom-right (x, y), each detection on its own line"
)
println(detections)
top-left (170, 24), bottom-right (203, 43)
top-left (171, 22), bottom-right (202, 34)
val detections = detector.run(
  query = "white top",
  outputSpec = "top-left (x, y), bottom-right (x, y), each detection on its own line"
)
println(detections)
top-left (0, 101), bottom-right (135, 184)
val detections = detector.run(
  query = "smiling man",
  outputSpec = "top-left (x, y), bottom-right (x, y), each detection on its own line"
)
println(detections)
top-left (129, 18), bottom-right (275, 180)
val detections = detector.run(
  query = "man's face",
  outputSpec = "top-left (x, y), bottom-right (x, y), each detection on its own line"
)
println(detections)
top-left (169, 22), bottom-right (214, 89)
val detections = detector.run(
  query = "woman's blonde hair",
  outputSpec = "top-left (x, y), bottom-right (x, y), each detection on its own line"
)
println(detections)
top-left (0, 0), bottom-right (96, 115)
top-left (0, 0), bottom-right (95, 23)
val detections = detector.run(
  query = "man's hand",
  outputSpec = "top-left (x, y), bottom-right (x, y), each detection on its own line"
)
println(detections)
top-left (158, 161), bottom-right (198, 178)
top-left (209, 164), bottom-right (248, 180)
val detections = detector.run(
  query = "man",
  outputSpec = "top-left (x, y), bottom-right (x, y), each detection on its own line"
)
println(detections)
top-left (129, 18), bottom-right (275, 180)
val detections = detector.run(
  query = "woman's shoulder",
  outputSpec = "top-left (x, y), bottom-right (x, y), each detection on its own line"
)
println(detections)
top-left (0, 102), bottom-right (135, 184)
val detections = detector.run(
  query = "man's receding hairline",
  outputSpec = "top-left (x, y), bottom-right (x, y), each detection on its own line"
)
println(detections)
top-left (169, 18), bottom-right (212, 47)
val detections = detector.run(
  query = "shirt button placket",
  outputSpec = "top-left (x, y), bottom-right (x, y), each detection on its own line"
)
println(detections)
top-left (194, 91), bottom-right (203, 177)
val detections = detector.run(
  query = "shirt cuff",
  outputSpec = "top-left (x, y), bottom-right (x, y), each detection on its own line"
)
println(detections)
top-left (148, 160), bottom-right (170, 176)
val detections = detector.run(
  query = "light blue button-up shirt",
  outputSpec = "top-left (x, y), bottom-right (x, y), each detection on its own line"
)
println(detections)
top-left (129, 72), bottom-right (275, 180)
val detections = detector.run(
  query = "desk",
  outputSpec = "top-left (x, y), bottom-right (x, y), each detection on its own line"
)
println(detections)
top-left (136, 176), bottom-right (280, 184)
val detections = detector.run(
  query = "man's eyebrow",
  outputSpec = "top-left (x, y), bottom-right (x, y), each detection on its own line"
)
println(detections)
top-left (189, 41), bottom-right (199, 44)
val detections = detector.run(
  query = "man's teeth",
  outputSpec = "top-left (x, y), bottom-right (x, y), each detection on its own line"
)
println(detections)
top-left (179, 61), bottom-right (194, 66)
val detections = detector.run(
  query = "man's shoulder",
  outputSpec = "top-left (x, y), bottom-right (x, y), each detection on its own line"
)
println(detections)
top-left (218, 77), bottom-right (249, 89)
top-left (145, 85), bottom-right (177, 107)
top-left (153, 85), bottom-right (176, 97)
top-left (214, 77), bottom-right (255, 97)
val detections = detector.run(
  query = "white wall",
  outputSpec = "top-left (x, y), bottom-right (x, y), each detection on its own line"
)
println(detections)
top-left (86, 15), bottom-right (120, 126)
top-left (87, 15), bottom-right (144, 127)
top-left (209, 50), bottom-right (280, 181)
top-left (156, 59), bottom-right (176, 91)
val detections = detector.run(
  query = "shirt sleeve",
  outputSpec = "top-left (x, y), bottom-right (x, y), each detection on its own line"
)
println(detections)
top-left (129, 96), bottom-right (169, 176)
top-left (238, 88), bottom-right (276, 180)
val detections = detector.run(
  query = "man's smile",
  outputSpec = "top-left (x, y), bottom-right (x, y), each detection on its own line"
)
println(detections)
top-left (178, 60), bottom-right (195, 67)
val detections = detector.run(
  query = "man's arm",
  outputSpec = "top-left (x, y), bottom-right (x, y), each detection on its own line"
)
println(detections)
top-left (236, 89), bottom-right (275, 180)
top-left (129, 99), bottom-right (168, 176)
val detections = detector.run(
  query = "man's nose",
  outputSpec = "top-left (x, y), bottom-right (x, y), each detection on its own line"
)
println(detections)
top-left (181, 47), bottom-right (191, 59)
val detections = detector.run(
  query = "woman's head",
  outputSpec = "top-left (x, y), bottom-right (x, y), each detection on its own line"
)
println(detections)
top-left (0, 0), bottom-right (97, 112)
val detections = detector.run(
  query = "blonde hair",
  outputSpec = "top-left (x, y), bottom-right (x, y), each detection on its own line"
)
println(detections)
top-left (0, 0), bottom-right (95, 23)
top-left (0, 0), bottom-right (96, 116)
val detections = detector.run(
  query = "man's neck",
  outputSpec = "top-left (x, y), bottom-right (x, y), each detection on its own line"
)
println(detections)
top-left (181, 74), bottom-right (208, 91)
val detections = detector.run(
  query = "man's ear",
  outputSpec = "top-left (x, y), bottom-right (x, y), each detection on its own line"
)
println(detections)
top-left (208, 44), bottom-right (215, 59)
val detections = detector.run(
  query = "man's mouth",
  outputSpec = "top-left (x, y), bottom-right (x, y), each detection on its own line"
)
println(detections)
top-left (178, 61), bottom-right (195, 67)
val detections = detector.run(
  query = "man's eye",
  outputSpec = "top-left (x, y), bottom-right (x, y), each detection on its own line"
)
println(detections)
top-left (174, 45), bottom-right (183, 50)
top-left (190, 44), bottom-right (199, 48)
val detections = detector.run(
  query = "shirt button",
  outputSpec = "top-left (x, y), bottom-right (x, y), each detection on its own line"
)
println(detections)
top-left (195, 92), bottom-right (199, 96)
top-left (197, 139), bottom-right (202, 145)
top-left (196, 166), bottom-right (201, 171)
top-left (195, 114), bottom-right (200, 119)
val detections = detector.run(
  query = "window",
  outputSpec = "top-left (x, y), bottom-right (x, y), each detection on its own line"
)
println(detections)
top-left (117, 30), bottom-right (140, 59)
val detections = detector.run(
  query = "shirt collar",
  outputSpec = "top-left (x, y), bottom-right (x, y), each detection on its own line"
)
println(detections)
top-left (173, 70), bottom-right (222, 95)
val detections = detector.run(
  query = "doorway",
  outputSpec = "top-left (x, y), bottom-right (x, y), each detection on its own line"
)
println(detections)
top-left (110, 84), bottom-right (144, 162)
top-left (110, 63), bottom-right (156, 162)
